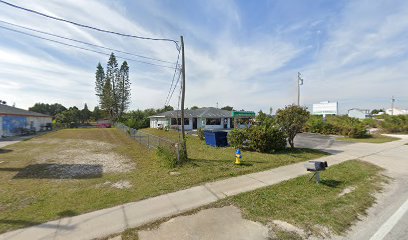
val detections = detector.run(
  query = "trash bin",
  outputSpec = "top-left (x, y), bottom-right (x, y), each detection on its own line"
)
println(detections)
top-left (204, 130), bottom-right (228, 147)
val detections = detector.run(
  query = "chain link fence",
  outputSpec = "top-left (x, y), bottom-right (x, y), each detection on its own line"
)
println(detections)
top-left (115, 123), bottom-right (180, 158)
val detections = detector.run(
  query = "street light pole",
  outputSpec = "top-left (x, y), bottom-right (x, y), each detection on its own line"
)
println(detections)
top-left (297, 72), bottom-right (303, 106)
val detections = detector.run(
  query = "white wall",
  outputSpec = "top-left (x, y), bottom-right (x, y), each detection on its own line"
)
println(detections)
top-left (150, 118), bottom-right (170, 128)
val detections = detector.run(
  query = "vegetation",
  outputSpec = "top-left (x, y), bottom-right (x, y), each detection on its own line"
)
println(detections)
top-left (28, 103), bottom-right (67, 116)
top-left (219, 160), bottom-right (387, 237)
top-left (0, 128), bottom-right (326, 233)
top-left (380, 115), bottom-right (408, 133)
top-left (95, 53), bottom-right (131, 122)
top-left (305, 115), bottom-right (369, 138)
top-left (228, 110), bottom-right (286, 153)
top-left (337, 134), bottom-right (400, 143)
top-left (120, 105), bottom-right (174, 129)
top-left (156, 146), bottom-right (177, 168)
top-left (197, 128), bottom-right (205, 140)
top-left (54, 104), bottom-right (94, 128)
top-left (276, 105), bottom-right (310, 148)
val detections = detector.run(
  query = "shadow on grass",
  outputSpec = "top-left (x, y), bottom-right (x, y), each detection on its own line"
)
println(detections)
top-left (188, 158), bottom-right (258, 166)
top-left (274, 148), bottom-right (332, 156)
top-left (0, 149), bottom-right (13, 154)
top-left (0, 219), bottom-right (75, 230)
top-left (0, 164), bottom-right (103, 179)
top-left (320, 179), bottom-right (342, 188)
top-left (57, 210), bottom-right (78, 217)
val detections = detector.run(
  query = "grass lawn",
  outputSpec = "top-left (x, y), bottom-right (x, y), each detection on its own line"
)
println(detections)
top-left (0, 128), bottom-right (326, 234)
top-left (217, 160), bottom-right (388, 238)
top-left (336, 134), bottom-right (400, 144)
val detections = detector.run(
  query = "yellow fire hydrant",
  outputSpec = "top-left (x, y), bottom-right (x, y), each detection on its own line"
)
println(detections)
top-left (235, 149), bottom-right (242, 165)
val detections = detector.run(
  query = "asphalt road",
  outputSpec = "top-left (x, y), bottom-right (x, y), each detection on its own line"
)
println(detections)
top-left (293, 132), bottom-right (352, 150)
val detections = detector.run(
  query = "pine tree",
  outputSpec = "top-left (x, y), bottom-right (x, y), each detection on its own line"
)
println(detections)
top-left (118, 61), bottom-right (131, 117)
top-left (95, 63), bottom-right (105, 100)
top-left (106, 53), bottom-right (119, 119)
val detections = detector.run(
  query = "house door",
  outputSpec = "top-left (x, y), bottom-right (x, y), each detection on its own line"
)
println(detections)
top-left (193, 118), bottom-right (197, 129)
top-left (230, 118), bottom-right (234, 128)
top-left (223, 118), bottom-right (228, 129)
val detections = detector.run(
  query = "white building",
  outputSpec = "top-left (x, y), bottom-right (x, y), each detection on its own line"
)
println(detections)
top-left (348, 108), bottom-right (371, 119)
top-left (149, 107), bottom-right (255, 130)
top-left (385, 108), bottom-right (408, 116)
top-left (0, 104), bottom-right (52, 137)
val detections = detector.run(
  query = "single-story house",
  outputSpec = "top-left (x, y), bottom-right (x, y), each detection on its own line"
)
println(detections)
top-left (149, 107), bottom-right (255, 130)
top-left (348, 108), bottom-right (371, 119)
top-left (385, 108), bottom-right (408, 116)
top-left (0, 104), bottom-right (52, 137)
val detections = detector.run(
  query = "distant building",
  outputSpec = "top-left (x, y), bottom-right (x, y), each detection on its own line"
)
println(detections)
top-left (312, 101), bottom-right (338, 117)
top-left (348, 108), bottom-right (371, 119)
top-left (385, 108), bottom-right (408, 116)
top-left (149, 107), bottom-right (255, 130)
top-left (0, 104), bottom-right (52, 137)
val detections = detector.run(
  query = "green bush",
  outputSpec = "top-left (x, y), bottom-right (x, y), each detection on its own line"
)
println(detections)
top-left (197, 128), bottom-right (205, 140)
top-left (228, 126), bottom-right (286, 153)
top-left (305, 115), bottom-right (370, 138)
top-left (247, 126), bottom-right (287, 153)
top-left (156, 146), bottom-right (177, 168)
top-left (380, 115), bottom-right (408, 133)
top-left (228, 128), bottom-right (249, 149)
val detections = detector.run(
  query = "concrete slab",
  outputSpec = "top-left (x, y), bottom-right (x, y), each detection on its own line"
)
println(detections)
top-left (166, 186), bottom-right (219, 212)
top-left (205, 175), bottom-right (267, 197)
top-left (138, 206), bottom-right (270, 240)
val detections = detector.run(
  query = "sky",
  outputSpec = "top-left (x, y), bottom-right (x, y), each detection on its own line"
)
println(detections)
top-left (0, 0), bottom-right (407, 114)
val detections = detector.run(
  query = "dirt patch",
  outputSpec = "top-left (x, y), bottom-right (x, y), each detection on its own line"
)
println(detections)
top-left (111, 180), bottom-right (132, 189)
top-left (338, 186), bottom-right (356, 197)
top-left (30, 138), bottom-right (134, 178)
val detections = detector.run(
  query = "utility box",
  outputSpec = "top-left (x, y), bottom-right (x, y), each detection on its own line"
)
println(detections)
top-left (204, 130), bottom-right (228, 147)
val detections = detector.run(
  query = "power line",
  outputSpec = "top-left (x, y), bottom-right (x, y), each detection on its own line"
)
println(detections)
top-left (0, 25), bottom-right (178, 70)
top-left (0, 20), bottom-right (176, 65)
top-left (166, 68), bottom-right (182, 106)
top-left (0, 0), bottom-right (179, 49)
top-left (0, 20), bottom-right (177, 65)
top-left (164, 50), bottom-right (181, 105)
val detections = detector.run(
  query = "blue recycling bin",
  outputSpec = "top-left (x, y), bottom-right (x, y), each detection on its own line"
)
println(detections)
top-left (204, 130), bottom-right (228, 147)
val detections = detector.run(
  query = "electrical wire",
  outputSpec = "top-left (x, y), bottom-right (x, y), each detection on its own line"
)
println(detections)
top-left (0, 19), bottom-right (176, 65)
top-left (166, 68), bottom-right (182, 106)
top-left (0, 25), bottom-right (179, 70)
top-left (0, 0), bottom-right (179, 49)
top-left (164, 50), bottom-right (181, 105)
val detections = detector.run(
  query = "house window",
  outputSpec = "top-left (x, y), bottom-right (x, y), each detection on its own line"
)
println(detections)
top-left (171, 118), bottom-right (189, 125)
top-left (206, 118), bottom-right (221, 125)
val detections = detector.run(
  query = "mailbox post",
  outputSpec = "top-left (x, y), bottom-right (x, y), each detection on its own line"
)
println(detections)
top-left (304, 161), bottom-right (328, 183)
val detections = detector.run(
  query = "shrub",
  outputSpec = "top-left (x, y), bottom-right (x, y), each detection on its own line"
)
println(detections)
top-left (305, 115), bottom-right (371, 138)
top-left (380, 115), bottom-right (408, 133)
top-left (156, 146), bottom-right (177, 168)
top-left (247, 126), bottom-right (286, 153)
top-left (197, 128), bottom-right (205, 140)
top-left (228, 128), bottom-right (249, 149)
top-left (276, 105), bottom-right (310, 148)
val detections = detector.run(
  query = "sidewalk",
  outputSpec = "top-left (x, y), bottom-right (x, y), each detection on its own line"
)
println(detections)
top-left (1, 138), bottom-right (407, 240)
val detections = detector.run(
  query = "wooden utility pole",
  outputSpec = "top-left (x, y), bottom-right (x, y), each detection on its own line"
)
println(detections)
top-left (180, 36), bottom-right (188, 159)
